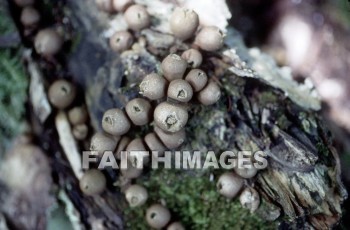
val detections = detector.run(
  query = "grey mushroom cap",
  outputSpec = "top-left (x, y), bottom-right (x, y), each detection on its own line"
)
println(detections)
top-left (154, 126), bottom-right (186, 149)
top-left (73, 124), bottom-right (89, 140)
top-left (48, 79), bottom-right (76, 109)
top-left (144, 132), bottom-right (167, 155)
top-left (234, 165), bottom-right (258, 179)
top-left (90, 132), bottom-right (118, 156)
top-left (125, 184), bottom-right (148, 207)
top-left (167, 222), bottom-right (185, 230)
top-left (146, 204), bottom-right (171, 229)
top-left (170, 8), bottom-right (199, 40)
top-left (68, 106), bottom-right (88, 125)
top-left (125, 98), bottom-right (152, 126)
top-left (185, 69), bottom-right (208, 92)
top-left (20, 6), bottom-right (40, 28)
top-left (181, 48), bottom-right (203, 68)
top-left (153, 102), bottom-right (188, 133)
top-left (109, 30), bottom-right (134, 52)
top-left (124, 4), bottom-right (150, 31)
top-left (197, 80), bottom-right (221, 105)
top-left (102, 108), bottom-right (131, 136)
top-left (239, 187), bottom-right (260, 213)
top-left (34, 28), bottom-right (63, 56)
top-left (167, 79), bottom-right (193, 103)
top-left (217, 172), bottom-right (243, 199)
top-left (194, 26), bottom-right (224, 52)
top-left (79, 169), bottom-right (106, 196)
top-left (139, 73), bottom-right (167, 100)
top-left (161, 54), bottom-right (188, 81)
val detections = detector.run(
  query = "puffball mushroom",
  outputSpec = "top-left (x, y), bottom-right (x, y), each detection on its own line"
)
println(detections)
top-left (126, 138), bottom-right (149, 165)
top-left (125, 184), bottom-right (148, 207)
top-left (20, 6), bottom-right (40, 28)
top-left (167, 79), bottom-right (193, 103)
top-left (154, 102), bottom-right (188, 133)
top-left (73, 124), bottom-right (89, 140)
top-left (34, 28), bottom-right (63, 56)
top-left (125, 98), bottom-right (152, 126)
top-left (124, 4), bottom-right (150, 31)
top-left (181, 48), bottom-right (202, 68)
top-left (120, 160), bottom-right (143, 179)
top-left (185, 69), bottom-right (208, 92)
top-left (234, 165), bottom-right (258, 179)
top-left (167, 222), bottom-right (185, 230)
top-left (154, 126), bottom-right (186, 149)
top-left (217, 172), bottom-right (243, 199)
top-left (110, 30), bottom-right (134, 52)
top-left (90, 132), bottom-right (118, 156)
top-left (146, 204), bottom-right (171, 229)
top-left (144, 132), bottom-right (167, 155)
top-left (170, 8), bottom-right (199, 40)
top-left (239, 187), bottom-right (260, 213)
top-left (161, 54), bottom-right (187, 81)
top-left (68, 106), bottom-right (88, 125)
top-left (195, 26), bottom-right (224, 52)
top-left (48, 79), bottom-right (76, 109)
top-left (197, 80), bottom-right (221, 105)
top-left (139, 73), bottom-right (167, 100)
top-left (79, 169), bottom-right (106, 195)
top-left (102, 108), bottom-right (131, 136)
top-left (115, 136), bottom-right (131, 159)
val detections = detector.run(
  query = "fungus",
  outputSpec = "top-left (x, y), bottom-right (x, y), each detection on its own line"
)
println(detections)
top-left (185, 69), bottom-right (208, 92)
top-left (197, 80), bottom-right (221, 105)
top-left (161, 54), bottom-right (187, 81)
top-left (90, 132), bottom-right (118, 156)
top-left (20, 6), bottom-right (40, 28)
top-left (125, 184), bottom-right (148, 207)
top-left (181, 48), bottom-right (202, 68)
top-left (48, 79), bottom-right (76, 109)
top-left (154, 126), bottom-right (186, 149)
top-left (239, 187), bottom-right (260, 213)
top-left (194, 26), bottom-right (224, 52)
top-left (167, 79), bottom-right (193, 103)
top-left (73, 124), bottom-right (89, 140)
top-left (170, 8), bottom-right (199, 40)
top-left (139, 73), bottom-right (167, 100)
top-left (217, 172), bottom-right (243, 199)
top-left (154, 102), bottom-right (188, 133)
top-left (146, 204), bottom-right (171, 229)
top-left (79, 169), bottom-right (106, 195)
top-left (68, 106), bottom-right (88, 125)
top-left (34, 28), bottom-right (63, 56)
top-left (124, 4), bottom-right (150, 31)
top-left (109, 30), bottom-right (134, 52)
top-left (125, 98), bottom-right (152, 126)
top-left (102, 108), bottom-right (131, 136)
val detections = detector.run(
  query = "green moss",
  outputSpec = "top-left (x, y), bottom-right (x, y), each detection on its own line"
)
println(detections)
top-left (124, 169), bottom-right (275, 230)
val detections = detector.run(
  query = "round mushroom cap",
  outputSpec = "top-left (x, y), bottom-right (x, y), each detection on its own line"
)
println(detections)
top-left (197, 80), bottom-right (221, 105)
top-left (115, 136), bottom-right (131, 159)
top-left (68, 106), bottom-right (88, 125)
top-left (139, 73), bottom-right (167, 100)
top-left (195, 26), bottom-right (224, 52)
top-left (73, 124), bottom-right (89, 140)
top-left (126, 138), bottom-right (149, 165)
top-left (95, 0), bottom-right (114, 13)
top-left (79, 169), bottom-right (106, 195)
top-left (234, 166), bottom-right (258, 179)
top-left (167, 79), bottom-right (193, 103)
top-left (181, 48), bottom-right (202, 68)
top-left (167, 222), bottom-right (185, 230)
top-left (102, 108), bottom-right (131, 136)
top-left (170, 8), bottom-right (199, 40)
top-left (90, 132), bottom-right (118, 156)
top-left (34, 28), bottom-right (63, 56)
top-left (146, 204), bottom-right (171, 229)
top-left (20, 6), bottom-right (40, 28)
top-left (48, 79), bottom-right (76, 109)
top-left (154, 102), bottom-right (188, 133)
top-left (185, 69), bottom-right (208, 92)
top-left (112, 0), bottom-right (133, 12)
top-left (217, 172), bottom-right (243, 199)
top-left (161, 54), bottom-right (187, 81)
top-left (109, 31), bottom-right (133, 52)
top-left (144, 132), bottom-right (166, 155)
top-left (124, 4), bottom-right (150, 31)
top-left (154, 126), bottom-right (186, 149)
top-left (125, 184), bottom-right (148, 207)
top-left (239, 187), bottom-right (260, 213)
top-left (120, 160), bottom-right (143, 179)
top-left (125, 98), bottom-right (152, 126)
top-left (14, 0), bottom-right (35, 7)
